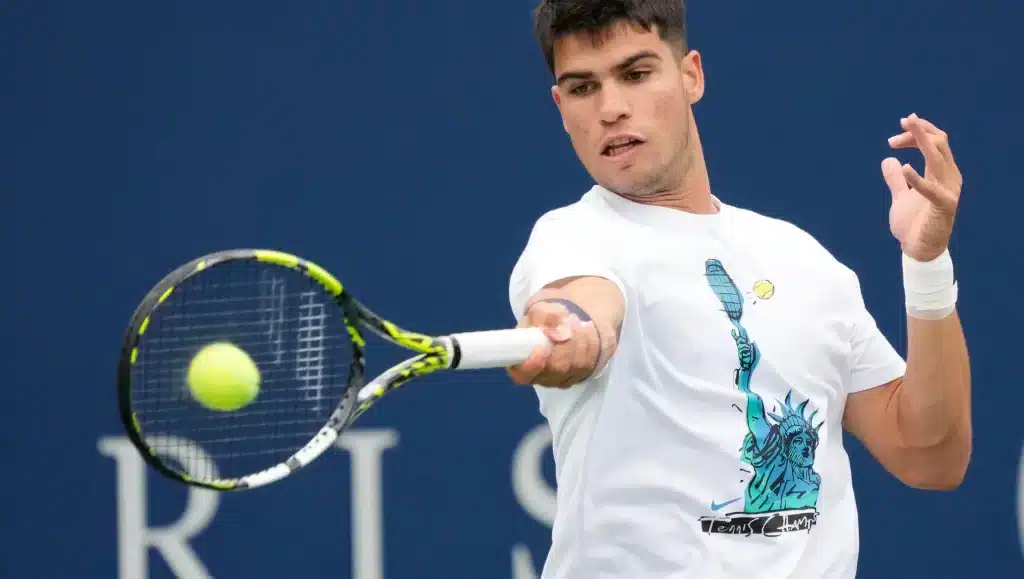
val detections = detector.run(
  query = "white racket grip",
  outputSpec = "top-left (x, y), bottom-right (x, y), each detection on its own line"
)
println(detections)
top-left (450, 327), bottom-right (549, 370)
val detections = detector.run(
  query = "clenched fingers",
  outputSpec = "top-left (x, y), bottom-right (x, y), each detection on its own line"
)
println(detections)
top-left (506, 300), bottom-right (602, 388)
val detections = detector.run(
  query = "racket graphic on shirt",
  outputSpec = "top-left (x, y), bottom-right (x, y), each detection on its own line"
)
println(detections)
top-left (705, 258), bottom-right (759, 379)
top-left (116, 248), bottom-right (549, 491)
top-left (705, 259), bottom-right (744, 322)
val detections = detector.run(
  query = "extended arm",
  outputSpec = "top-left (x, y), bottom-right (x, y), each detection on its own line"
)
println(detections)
top-left (505, 209), bottom-right (627, 388)
top-left (509, 275), bottom-right (626, 387)
top-left (731, 324), bottom-right (770, 448)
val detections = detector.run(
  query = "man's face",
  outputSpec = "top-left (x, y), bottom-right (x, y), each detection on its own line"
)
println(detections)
top-left (551, 22), bottom-right (703, 197)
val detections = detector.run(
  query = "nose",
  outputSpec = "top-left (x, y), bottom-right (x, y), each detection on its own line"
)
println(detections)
top-left (598, 85), bottom-right (630, 125)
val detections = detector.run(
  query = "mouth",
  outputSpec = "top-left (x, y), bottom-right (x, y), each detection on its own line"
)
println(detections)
top-left (601, 135), bottom-right (645, 158)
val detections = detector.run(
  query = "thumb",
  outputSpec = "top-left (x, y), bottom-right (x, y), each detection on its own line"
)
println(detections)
top-left (543, 314), bottom-right (579, 343)
top-left (524, 302), bottom-right (576, 343)
top-left (881, 157), bottom-right (908, 198)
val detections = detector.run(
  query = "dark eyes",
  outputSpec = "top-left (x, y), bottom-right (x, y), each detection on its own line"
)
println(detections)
top-left (568, 69), bottom-right (652, 96)
top-left (623, 69), bottom-right (651, 82)
top-left (570, 82), bottom-right (596, 96)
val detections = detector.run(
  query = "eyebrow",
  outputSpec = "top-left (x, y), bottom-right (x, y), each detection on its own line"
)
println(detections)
top-left (555, 50), bottom-right (662, 86)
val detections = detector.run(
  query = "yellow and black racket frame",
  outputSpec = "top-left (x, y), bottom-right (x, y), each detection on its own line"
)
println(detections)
top-left (116, 248), bottom-right (454, 490)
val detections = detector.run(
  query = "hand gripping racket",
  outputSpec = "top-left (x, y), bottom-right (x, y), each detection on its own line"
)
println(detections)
top-left (117, 249), bottom-right (547, 491)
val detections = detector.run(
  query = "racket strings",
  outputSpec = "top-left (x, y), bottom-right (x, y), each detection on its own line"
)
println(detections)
top-left (130, 261), bottom-right (354, 482)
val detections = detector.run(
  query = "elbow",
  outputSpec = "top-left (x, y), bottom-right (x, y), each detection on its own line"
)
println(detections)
top-left (897, 435), bottom-right (972, 491)
top-left (901, 469), bottom-right (966, 491)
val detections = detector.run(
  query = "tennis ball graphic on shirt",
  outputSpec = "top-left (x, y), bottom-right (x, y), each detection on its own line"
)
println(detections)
top-left (753, 280), bottom-right (775, 300)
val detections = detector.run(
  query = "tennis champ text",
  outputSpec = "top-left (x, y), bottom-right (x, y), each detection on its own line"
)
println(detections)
top-left (699, 509), bottom-right (818, 537)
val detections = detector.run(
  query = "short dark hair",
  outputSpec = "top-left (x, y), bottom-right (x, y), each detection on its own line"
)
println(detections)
top-left (532, 0), bottom-right (688, 76)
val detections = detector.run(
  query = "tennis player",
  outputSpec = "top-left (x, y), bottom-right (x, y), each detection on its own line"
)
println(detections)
top-left (506, 1), bottom-right (972, 578)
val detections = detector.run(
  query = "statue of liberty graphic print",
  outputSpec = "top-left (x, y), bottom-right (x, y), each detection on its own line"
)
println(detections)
top-left (699, 259), bottom-right (823, 537)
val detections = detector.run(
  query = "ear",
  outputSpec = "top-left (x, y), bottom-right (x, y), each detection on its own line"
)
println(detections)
top-left (680, 49), bottom-right (705, 104)
top-left (551, 85), bottom-right (568, 133)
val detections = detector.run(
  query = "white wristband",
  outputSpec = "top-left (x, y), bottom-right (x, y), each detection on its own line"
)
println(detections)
top-left (902, 249), bottom-right (958, 320)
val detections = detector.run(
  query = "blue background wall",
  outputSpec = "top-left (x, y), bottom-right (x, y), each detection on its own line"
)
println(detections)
top-left (3, 1), bottom-right (1022, 577)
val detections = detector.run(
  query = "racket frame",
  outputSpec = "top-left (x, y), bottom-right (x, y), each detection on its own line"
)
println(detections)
top-left (117, 248), bottom-right (544, 491)
top-left (118, 250), bottom-right (428, 491)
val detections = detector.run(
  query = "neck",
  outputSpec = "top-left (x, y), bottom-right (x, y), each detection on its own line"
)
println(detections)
top-left (617, 123), bottom-right (716, 214)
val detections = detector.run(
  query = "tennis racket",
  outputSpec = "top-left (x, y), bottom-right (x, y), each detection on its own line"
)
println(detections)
top-left (117, 248), bottom-right (547, 491)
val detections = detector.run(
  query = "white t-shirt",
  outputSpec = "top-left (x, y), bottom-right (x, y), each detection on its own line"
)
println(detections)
top-left (508, 185), bottom-right (907, 579)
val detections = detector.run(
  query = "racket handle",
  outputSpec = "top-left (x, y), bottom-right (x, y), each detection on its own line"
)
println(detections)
top-left (449, 327), bottom-right (549, 370)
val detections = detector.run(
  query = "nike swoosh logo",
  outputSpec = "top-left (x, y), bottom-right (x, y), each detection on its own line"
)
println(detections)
top-left (710, 498), bottom-right (742, 512)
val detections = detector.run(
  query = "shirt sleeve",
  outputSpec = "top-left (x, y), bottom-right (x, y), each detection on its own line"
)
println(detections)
top-left (508, 209), bottom-right (626, 319)
top-left (844, 268), bottom-right (907, 394)
top-left (508, 207), bottom-right (628, 425)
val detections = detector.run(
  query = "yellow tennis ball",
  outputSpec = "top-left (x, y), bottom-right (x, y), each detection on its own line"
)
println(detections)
top-left (753, 280), bottom-right (775, 300)
top-left (186, 342), bottom-right (260, 411)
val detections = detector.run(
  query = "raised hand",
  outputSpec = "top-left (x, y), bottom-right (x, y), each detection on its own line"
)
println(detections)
top-left (882, 113), bottom-right (964, 262)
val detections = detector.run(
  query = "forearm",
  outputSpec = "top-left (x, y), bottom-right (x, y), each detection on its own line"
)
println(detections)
top-left (896, 250), bottom-right (972, 449)
top-left (898, 311), bottom-right (971, 448)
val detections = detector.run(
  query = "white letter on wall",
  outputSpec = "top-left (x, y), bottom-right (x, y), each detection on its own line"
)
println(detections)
top-left (98, 436), bottom-right (220, 579)
top-left (511, 424), bottom-right (556, 579)
top-left (337, 429), bottom-right (400, 579)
